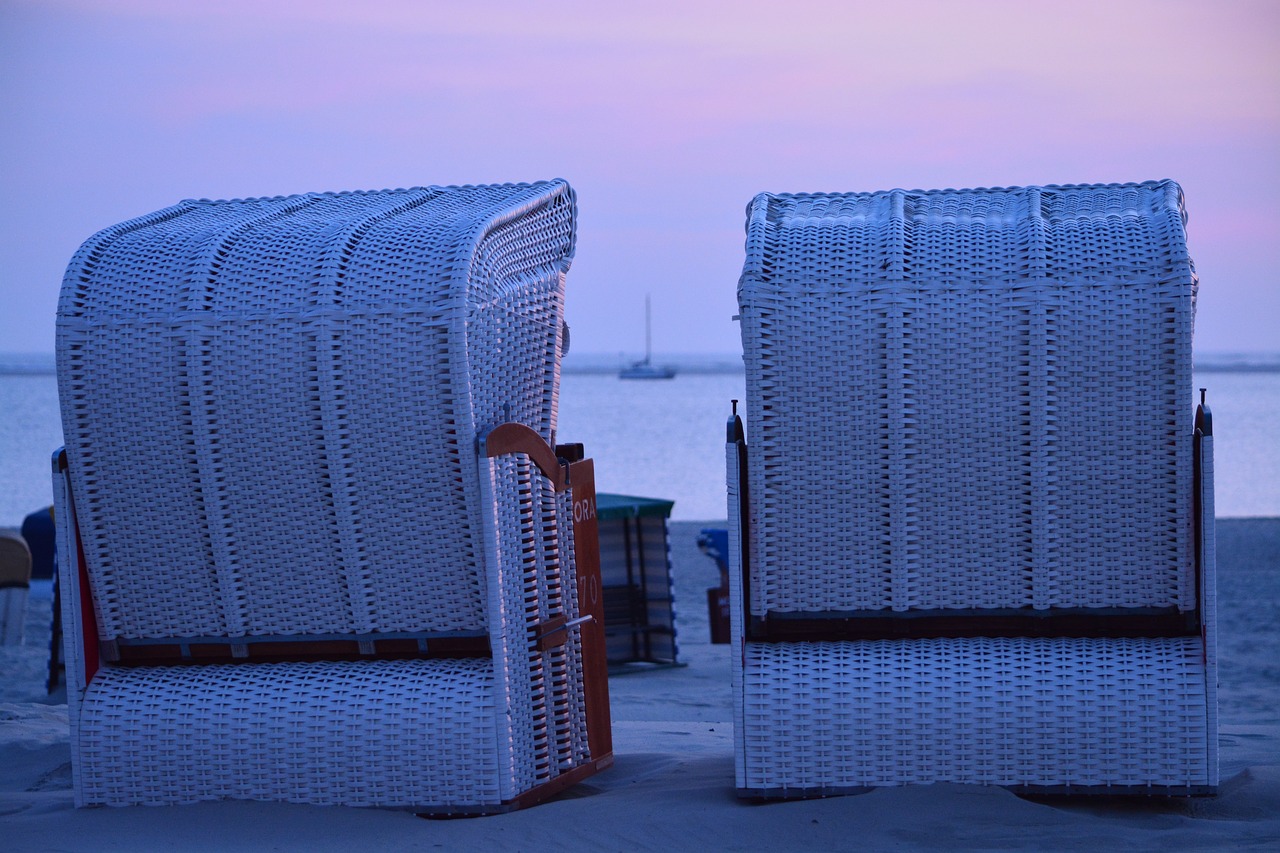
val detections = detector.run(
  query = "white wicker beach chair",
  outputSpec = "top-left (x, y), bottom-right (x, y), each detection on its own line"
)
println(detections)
top-left (53, 179), bottom-right (612, 813)
top-left (728, 180), bottom-right (1217, 796)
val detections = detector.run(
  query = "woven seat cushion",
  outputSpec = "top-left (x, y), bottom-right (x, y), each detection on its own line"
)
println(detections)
top-left (739, 636), bottom-right (1211, 790)
top-left (76, 658), bottom-right (502, 807)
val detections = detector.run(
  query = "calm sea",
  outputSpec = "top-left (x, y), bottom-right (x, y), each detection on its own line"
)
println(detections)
top-left (1, 352), bottom-right (1277, 526)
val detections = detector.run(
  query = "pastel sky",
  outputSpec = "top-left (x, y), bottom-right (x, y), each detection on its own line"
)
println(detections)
top-left (2, 0), bottom-right (1277, 355)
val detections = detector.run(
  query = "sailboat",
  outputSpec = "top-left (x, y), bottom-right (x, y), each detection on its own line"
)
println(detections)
top-left (619, 295), bottom-right (676, 380)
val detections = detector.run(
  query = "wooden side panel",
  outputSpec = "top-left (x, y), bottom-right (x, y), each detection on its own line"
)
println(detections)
top-left (568, 457), bottom-right (612, 760)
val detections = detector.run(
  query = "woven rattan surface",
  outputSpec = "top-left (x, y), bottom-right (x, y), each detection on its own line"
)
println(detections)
top-left (730, 180), bottom-right (1215, 792)
top-left (76, 658), bottom-right (501, 807)
top-left (59, 446), bottom-right (597, 809)
top-left (54, 181), bottom-right (604, 810)
top-left (478, 453), bottom-right (593, 801)
top-left (57, 181), bottom-right (574, 641)
top-left (739, 637), bottom-right (1211, 789)
top-left (738, 181), bottom-right (1197, 616)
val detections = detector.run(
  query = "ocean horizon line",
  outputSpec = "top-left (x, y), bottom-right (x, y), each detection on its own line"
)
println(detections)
top-left (4, 350), bottom-right (1280, 376)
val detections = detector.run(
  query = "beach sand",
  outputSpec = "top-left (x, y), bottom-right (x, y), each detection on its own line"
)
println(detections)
top-left (2, 520), bottom-right (1277, 851)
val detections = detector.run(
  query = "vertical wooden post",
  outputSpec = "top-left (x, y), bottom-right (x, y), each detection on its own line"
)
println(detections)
top-left (567, 457), bottom-right (612, 761)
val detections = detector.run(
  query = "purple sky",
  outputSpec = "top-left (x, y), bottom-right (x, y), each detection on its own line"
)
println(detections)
top-left (3, 0), bottom-right (1277, 356)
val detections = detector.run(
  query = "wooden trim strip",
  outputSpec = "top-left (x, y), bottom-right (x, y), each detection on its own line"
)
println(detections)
top-left (109, 634), bottom-right (492, 665)
top-left (505, 754), bottom-right (615, 812)
top-left (749, 607), bottom-right (1201, 642)
top-left (738, 779), bottom-right (1214, 800)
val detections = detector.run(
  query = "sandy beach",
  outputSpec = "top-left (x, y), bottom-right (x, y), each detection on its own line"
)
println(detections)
top-left (2, 519), bottom-right (1277, 851)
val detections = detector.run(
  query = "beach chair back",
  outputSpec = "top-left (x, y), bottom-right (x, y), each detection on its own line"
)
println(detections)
top-left (57, 183), bottom-right (572, 643)
top-left (53, 180), bottom-right (612, 812)
top-left (729, 180), bottom-right (1216, 795)
top-left (738, 181), bottom-right (1197, 619)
